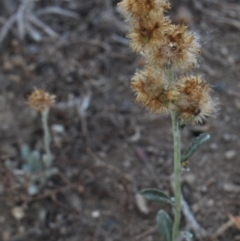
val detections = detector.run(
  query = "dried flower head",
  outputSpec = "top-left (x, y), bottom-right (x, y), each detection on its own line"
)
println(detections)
top-left (28, 89), bottom-right (55, 112)
top-left (118, 0), bottom-right (215, 123)
top-left (118, 0), bottom-right (170, 18)
top-left (176, 76), bottom-right (214, 123)
top-left (128, 15), bottom-right (171, 53)
top-left (131, 67), bottom-right (178, 113)
top-left (147, 23), bottom-right (200, 70)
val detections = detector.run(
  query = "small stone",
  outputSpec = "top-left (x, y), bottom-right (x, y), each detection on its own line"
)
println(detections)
top-left (52, 124), bottom-right (65, 134)
top-left (135, 193), bottom-right (149, 215)
top-left (3, 61), bottom-right (13, 71)
top-left (11, 206), bottom-right (25, 220)
top-left (223, 183), bottom-right (240, 192)
top-left (210, 142), bottom-right (218, 151)
top-left (192, 203), bottom-right (200, 213)
top-left (77, 185), bottom-right (85, 194)
top-left (207, 199), bottom-right (214, 207)
top-left (182, 173), bottom-right (196, 185)
top-left (222, 133), bottom-right (232, 142)
top-left (91, 210), bottom-right (101, 218)
top-left (225, 150), bottom-right (236, 159)
top-left (67, 193), bottom-right (82, 211)
top-left (59, 226), bottom-right (68, 235)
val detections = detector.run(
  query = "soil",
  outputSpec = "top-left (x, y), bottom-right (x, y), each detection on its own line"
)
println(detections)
top-left (0, 0), bottom-right (240, 241)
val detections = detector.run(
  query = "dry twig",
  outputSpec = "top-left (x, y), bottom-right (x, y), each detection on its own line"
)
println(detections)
top-left (0, 0), bottom-right (79, 44)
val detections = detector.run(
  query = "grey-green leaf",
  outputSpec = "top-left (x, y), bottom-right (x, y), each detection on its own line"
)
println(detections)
top-left (140, 189), bottom-right (174, 205)
top-left (181, 133), bottom-right (210, 163)
top-left (156, 210), bottom-right (173, 241)
top-left (181, 231), bottom-right (193, 241)
top-left (21, 144), bottom-right (31, 162)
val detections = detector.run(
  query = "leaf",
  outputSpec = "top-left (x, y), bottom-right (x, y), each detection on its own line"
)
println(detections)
top-left (28, 183), bottom-right (39, 196)
top-left (181, 133), bottom-right (210, 163)
top-left (24, 150), bottom-right (43, 173)
top-left (20, 144), bottom-right (31, 162)
top-left (156, 210), bottom-right (173, 241)
top-left (181, 231), bottom-right (193, 241)
top-left (140, 189), bottom-right (174, 205)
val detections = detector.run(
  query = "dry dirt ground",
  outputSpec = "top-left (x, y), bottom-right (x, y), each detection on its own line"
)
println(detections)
top-left (0, 0), bottom-right (240, 241)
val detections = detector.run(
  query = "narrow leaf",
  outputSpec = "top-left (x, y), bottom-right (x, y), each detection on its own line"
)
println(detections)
top-left (181, 133), bottom-right (210, 163)
top-left (140, 189), bottom-right (174, 205)
top-left (156, 210), bottom-right (173, 241)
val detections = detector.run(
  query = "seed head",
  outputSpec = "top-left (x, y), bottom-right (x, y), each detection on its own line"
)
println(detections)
top-left (118, 0), bottom-right (170, 18)
top-left (118, 0), bottom-right (216, 124)
top-left (176, 76), bottom-right (215, 123)
top-left (131, 67), bottom-right (178, 113)
top-left (28, 89), bottom-right (55, 112)
top-left (147, 23), bottom-right (200, 71)
top-left (128, 16), bottom-right (171, 53)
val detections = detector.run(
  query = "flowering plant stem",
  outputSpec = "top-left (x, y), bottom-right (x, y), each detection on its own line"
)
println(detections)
top-left (42, 108), bottom-right (53, 167)
top-left (171, 110), bottom-right (181, 240)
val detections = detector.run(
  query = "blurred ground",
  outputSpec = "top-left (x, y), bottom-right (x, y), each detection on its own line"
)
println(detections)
top-left (0, 0), bottom-right (240, 241)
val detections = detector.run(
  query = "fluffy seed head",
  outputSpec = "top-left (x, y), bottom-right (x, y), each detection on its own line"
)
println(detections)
top-left (131, 67), bottom-right (178, 113)
top-left (176, 76), bottom-right (214, 123)
top-left (28, 89), bottom-right (55, 112)
top-left (128, 16), bottom-right (171, 53)
top-left (147, 23), bottom-right (200, 71)
top-left (118, 0), bottom-right (215, 123)
top-left (118, 0), bottom-right (170, 18)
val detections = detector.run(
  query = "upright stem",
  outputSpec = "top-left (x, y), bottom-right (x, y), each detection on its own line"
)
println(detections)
top-left (42, 108), bottom-right (53, 167)
top-left (171, 111), bottom-right (182, 240)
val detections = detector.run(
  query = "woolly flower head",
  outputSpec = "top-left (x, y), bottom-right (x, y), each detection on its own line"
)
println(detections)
top-left (28, 89), bottom-right (55, 112)
top-left (176, 76), bottom-right (215, 123)
top-left (118, 0), bottom-right (170, 18)
top-left (118, 0), bottom-right (215, 124)
top-left (131, 67), bottom-right (178, 113)
top-left (146, 23), bottom-right (200, 71)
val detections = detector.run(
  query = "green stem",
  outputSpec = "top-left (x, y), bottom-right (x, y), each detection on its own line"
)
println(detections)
top-left (42, 108), bottom-right (53, 167)
top-left (171, 111), bottom-right (181, 240)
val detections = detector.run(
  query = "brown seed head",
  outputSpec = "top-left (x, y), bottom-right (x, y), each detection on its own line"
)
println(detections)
top-left (28, 89), bottom-right (55, 112)
top-left (147, 23), bottom-right (200, 71)
top-left (176, 76), bottom-right (214, 123)
top-left (118, 0), bottom-right (170, 18)
top-left (128, 16), bottom-right (171, 52)
top-left (131, 67), bottom-right (178, 113)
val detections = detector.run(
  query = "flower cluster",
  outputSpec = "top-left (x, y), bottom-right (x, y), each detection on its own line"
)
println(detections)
top-left (28, 89), bottom-right (55, 112)
top-left (118, 0), bottom-right (215, 123)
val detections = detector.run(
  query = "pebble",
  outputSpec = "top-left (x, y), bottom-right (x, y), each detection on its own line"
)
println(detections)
top-left (225, 150), bottom-right (236, 159)
top-left (52, 124), bottom-right (65, 134)
top-left (91, 210), bottom-right (101, 218)
top-left (222, 133), bottom-right (232, 142)
top-left (207, 199), bottom-right (214, 207)
top-left (135, 193), bottom-right (149, 215)
top-left (223, 183), bottom-right (240, 192)
top-left (11, 206), bottom-right (25, 220)
top-left (210, 142), bottom-right (218, 151)
top-left (182, 173), bottom-right (196, 185)
top-left (66, 193), bottom-right (82, 211)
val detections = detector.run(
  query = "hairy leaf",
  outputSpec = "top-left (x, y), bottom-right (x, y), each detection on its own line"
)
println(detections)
top-left (156, 210), bottom-right (173, 241)
top-left (140, 189), bottom-right (174, 205)
top-left (181, 133), bottom-right (210, 163)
